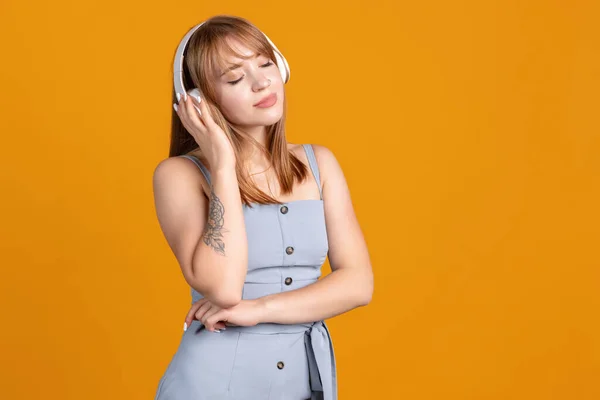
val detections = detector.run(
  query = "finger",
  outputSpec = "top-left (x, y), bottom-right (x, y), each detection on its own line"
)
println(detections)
top-left (194, 301), bottom-right (213, 324)
top-left (196, 94), bottom-right (216, 129)
top-left (177, 92), bottom-right (190, 119)
top-left (185, 298), bottom-right (208, 327)
top-left (175, 95), bottom-right (195, 136)
top-left (214, 321), bottom-right (227, 330)
top-left (201, 306), bottom-right (223, 331)
top-left (206, 310), bottom-right (228, 331)
top-left (185, 299), bottom-right (207, 327)
top-left (173, 93), bottom-right (181, 113)
top-left (183, 92), bottom-right (207, 132)
top-left (189, 93), bottom-right (203, 117)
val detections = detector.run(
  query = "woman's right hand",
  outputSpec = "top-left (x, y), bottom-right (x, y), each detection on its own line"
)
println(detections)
top-left (184, 298), bottom-right (229, 333)
top-left (174, 90), bottom-right (236, 171)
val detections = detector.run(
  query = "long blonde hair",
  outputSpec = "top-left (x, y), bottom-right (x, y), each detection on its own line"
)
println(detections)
top-left (169, 15), bottom-right (309, 207)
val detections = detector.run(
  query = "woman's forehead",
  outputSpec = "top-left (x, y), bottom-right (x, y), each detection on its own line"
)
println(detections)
top-left (204, 35), bottom-right (270, 79)
top-left (217, 38), bottom-right (261, 63)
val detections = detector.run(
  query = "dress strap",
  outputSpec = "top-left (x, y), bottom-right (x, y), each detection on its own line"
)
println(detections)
top-left (302, 144), bottom-right (323, 200)
top-left (179, 155), bottom-right (212, 187)
top-left (181, 148), bottom-right (321, 197)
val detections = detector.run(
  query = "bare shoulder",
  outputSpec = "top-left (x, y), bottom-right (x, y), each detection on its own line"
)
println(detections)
top-left (306, 143), bottom-right (340, 187)
top-left (287, 142), bottom-right (339, 178)
top-left (287, 142), bottom-right (311, 168)
top-left (153, 152), bottom-right (210, 198)
top-left (153, 156), bottom-right (201, 186)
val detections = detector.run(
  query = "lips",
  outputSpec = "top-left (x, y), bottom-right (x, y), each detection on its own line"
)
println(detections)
top-left (254, 93), bottom-right (277, 107)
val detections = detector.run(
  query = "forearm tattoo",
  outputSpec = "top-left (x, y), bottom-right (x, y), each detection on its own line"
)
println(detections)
top-left (202, 190), bottom-right (228, 256)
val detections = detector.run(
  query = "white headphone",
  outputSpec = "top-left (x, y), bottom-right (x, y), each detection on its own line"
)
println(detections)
top-left (173, 21), bottom-right (290, 100)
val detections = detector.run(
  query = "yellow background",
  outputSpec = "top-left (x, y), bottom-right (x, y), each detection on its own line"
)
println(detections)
top-left (1, 0), bottom-right (599, 398)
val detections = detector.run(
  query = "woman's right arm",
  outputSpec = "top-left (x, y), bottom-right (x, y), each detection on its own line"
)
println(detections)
top-left (152, 157), bottom-right (248, 309)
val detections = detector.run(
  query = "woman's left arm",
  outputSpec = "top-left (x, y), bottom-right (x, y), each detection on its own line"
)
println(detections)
top-left (192, 145), bottom-right (374, 330)
top-left (257, 144), bottom-right (374, 324)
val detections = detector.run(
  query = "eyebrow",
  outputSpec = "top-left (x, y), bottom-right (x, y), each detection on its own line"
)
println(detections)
top-left (220, 53), bottom-right (261, 77)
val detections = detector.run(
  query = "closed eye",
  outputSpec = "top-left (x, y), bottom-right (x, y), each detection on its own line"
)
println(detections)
top-left (227, 61), bottom-right (274, 85)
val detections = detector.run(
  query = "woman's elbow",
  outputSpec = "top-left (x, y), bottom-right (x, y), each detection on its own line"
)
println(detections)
top-left (358, 270), bottom-right (374, 306)
top-left (188, 280), bottom-right (243, 308)
top-left (211, 291), bottom-right (242, 309)
top-left (357, 289), bottom-right (373, 306)
top-left (189, 272), bottom-right (244, 308)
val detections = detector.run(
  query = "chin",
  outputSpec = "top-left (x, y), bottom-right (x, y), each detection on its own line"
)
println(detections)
top-left (251, 108), bottom-right (284, 126)
top-left (233, 115), bottom-right (283, 131)
top-left (261, 113), bottom-right (284, 126)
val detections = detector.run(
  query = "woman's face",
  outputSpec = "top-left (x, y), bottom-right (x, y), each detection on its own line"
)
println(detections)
top-left (211, 38), bottom-right (285, 130)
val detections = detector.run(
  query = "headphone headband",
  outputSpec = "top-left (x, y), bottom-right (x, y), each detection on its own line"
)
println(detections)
top-left (173, 21), bottom-right (290, 97)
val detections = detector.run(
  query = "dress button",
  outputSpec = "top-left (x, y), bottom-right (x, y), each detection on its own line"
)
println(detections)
top-left (280, 205), bottom-right (288, 214)
top-left (284, 277), bottom-right (293, 285)
top-left (285, 246), bottom-right (294, 255)
top-left (277, 361), bottom-right (285, 369)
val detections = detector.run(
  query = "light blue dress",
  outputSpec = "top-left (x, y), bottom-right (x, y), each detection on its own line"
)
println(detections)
top-left (155, 144), bottom-right (337, 400)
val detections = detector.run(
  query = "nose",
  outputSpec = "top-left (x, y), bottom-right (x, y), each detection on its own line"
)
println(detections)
top-left (252, 75), bottom-right (271, 92)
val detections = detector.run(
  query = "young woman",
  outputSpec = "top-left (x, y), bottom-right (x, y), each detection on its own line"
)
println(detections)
top-left (152, 14), bottom-right (373, 400)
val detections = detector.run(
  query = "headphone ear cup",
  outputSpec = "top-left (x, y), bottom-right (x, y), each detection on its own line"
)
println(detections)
top-left (273, 51), bottom-right (290, 83)
top-left (186, 88), bottom-right (203, 115)
top-left (188, 88), bottom-right (202, 100)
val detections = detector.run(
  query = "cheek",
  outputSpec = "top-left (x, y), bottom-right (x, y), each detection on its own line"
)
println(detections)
top-left (219, 92), bottom-right (251, 119)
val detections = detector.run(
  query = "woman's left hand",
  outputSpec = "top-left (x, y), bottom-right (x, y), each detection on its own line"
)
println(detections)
top-left (185, 298), bottom-right (265, 332)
